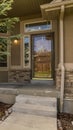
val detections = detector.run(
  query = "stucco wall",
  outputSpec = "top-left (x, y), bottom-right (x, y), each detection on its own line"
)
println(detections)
top-left (11, 42), bottom-right (21, 66)
top-left (52, 20), bottom-right (59, 68)
top-left (11, 22), bottom-right (21, 66)
top-left (64, 13), bottom-right (73, 63)
top-left (56, 12), bottom-right (73, 98)
top-left (0, 71), bottom-right (8, 82)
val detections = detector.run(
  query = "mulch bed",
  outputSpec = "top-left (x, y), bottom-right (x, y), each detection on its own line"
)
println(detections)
top-left (57, 113), bottom-right (73, 130)
top-left (0, 102), bottom-right (12, 121)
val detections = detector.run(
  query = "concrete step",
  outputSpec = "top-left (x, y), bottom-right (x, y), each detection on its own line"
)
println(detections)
top-left (13, 95), bottom-right (57, 118)
top-left (13, 103), bottom-right (56, 117)
top-left (15, 95), bottom-right (57, 106)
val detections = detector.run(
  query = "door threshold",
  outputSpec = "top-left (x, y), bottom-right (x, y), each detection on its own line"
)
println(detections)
top-left (31, 79), bottom-right (55, 86)
top-left (32, 78), bottom-right (53, 80)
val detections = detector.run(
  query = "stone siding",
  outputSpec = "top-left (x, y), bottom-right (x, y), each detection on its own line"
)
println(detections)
top-left (8, 69), bottom-right (31, 83)
top-left (56, 68), bottom-right (73, 98)
top-left (56, 69), bottom-right (61, 90)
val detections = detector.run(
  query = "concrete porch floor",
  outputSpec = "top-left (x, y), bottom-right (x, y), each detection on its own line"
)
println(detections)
top-left (0, 82), bottom-right (59, 97)
top-left (0, 82), bottom-right (60, 104)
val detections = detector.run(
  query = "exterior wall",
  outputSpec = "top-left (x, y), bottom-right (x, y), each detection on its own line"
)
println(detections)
top-left (8, 69), bottom-right (31, 82)
top-left (64, 13), bottom-right (73, 63)
top-left (52, 20), bottom-right (59, 68)
top-left (0, 22), bottom-right (22, 83)
top-left (0, 71), bottom-right (8, 82)
top-left (11, 42), bottom-right (21, 66)
top-left (64, 13), bottom-right (73, 97)
top-left (56, 69), bottom-right (73, 98)
top-left (56, 12), bottom-right (73, 98)
top-left (10, 22), bottom-right (21, 66)
top-left (0, 18), bottom-right (59, 83)
top-left (8, 18), bottom-right (59, 83)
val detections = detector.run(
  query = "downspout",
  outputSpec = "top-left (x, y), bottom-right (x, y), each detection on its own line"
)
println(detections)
top-left (60, 5), bottom-right (65, 112)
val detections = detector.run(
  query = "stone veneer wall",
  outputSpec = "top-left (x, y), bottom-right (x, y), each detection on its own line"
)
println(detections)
top-left (8, 69), bottom-right (31, 83)
top-left (56, 68), bottom-right (73, 98)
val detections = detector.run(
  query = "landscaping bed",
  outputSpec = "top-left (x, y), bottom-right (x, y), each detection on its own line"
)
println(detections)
top-left (57, 113), bottom-right (73, 130)
top-left (0, 102), bottom-right (12, 121)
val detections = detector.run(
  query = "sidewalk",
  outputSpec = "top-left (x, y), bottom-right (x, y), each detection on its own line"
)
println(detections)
top-left (0, 95), bottom-right (57, 130)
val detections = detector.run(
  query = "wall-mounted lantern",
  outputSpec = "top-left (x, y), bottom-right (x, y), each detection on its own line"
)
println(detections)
top-left (14, 39), bottom-right (18, 45)
top-left (10, 34), bottom-right (22, 45)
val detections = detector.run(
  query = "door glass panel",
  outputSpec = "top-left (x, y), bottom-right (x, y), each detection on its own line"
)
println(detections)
top-left (32, 34), bottom-right (52, 78)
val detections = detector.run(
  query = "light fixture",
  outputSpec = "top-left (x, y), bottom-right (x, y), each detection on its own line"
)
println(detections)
top-left (14, 39), bottom-right (18, 45)
top-left (0, 45), bottom-right (2, 48)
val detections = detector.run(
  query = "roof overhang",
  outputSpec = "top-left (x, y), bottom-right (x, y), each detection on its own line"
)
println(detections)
top-left (6, 0), bottom-right (52, 18)
top-left (40, 0), bottom-right (73, 20)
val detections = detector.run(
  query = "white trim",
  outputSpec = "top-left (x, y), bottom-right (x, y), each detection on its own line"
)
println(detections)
top-left (45, 4), bottom-right (73, 12)
top-left (65, 4), bottom-right (73, 9)
top-left (0, 68), bottom-right (8, 71)
top-left (41, 0), bottom-right (73, 10)
top-left (23, 18), bottom-right (47, 24)
top-left (59, 5), bottom-right (65, 113)
top-left (41, 0), bottom-right (73, 19)
top-left (10, 66), bottom-right (22, 69)
top-left (7, 40), bottom-right (10, 69)
top-left (23, 29), bottom-right (52, 35)
top-left (20, 38), bottom-right (23, 69)
top-left (20, 19), bottom-right (54, 72)
top-left (20, 19), bottom-right (52, 35)
top-left (45, 7), bottom-right (60, 12)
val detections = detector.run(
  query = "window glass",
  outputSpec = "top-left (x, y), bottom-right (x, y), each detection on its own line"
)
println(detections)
top-left (24, 36), bottom-right (30, 67)
top-left (32, 34), bottom-right (52, 78)
top-left (0, 38), bottom-right (7, 67)
top-left (0, 26), bottom-right (7, 33)
top-left (24, 21), bottom-right (52, 32)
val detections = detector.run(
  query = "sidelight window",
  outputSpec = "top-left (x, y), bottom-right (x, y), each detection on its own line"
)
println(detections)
top-left (23, 35), bottom-right (30, 68)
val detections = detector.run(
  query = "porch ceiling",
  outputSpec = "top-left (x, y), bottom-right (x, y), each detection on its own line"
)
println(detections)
top-left (8, 0), bottom-right (52, 18)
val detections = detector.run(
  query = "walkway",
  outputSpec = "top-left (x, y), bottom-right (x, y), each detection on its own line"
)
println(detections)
top-left (0, 95), bottom-right (57, 130)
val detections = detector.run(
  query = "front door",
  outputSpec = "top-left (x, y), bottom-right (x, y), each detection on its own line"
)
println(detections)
top-left (32, 33), bottom-right (54, 79)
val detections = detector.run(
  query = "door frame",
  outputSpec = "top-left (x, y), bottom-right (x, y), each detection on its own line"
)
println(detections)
top-left (31, 32), bottom-right (55, 80)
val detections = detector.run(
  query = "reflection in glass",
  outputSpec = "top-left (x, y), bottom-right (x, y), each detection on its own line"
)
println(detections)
top-left (24, 36), bottom-right (30, 67)
top-left (0, 38), bottom-right (7, 67)
top-left (33, 34), bottom-right (52, 78)
top-left (25, 21), bottom-right (52, 32)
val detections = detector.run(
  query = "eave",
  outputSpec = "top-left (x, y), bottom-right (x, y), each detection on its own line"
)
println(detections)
top-left (40, 0), bottom-right (73, 20)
